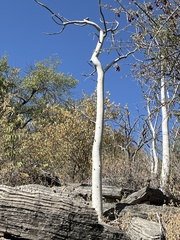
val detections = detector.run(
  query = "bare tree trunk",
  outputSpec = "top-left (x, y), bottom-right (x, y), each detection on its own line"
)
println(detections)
top-left (91, 29), bottom-right (105, 221)
top-left (146, 99), bottom-right (159, 176)
top-left (160, 67), bottom-right (170, 193)
top-left (150, 137), bottom-right (158, 175)
top-left (150, 125), bottom-right (158, 175)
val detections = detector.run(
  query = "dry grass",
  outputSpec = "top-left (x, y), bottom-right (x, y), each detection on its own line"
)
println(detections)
top-left (148, 208), bottom-right (180, 240)
top-left (108, 209), bottom-right (180, 239)
top-left (105, 203), bottom-right (180, 240)
top-left (165, 213), bottom-right (180, 240)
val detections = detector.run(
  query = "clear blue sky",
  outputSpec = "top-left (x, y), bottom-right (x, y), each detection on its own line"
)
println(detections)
top-left (0, 0), bottom-right (143, 117)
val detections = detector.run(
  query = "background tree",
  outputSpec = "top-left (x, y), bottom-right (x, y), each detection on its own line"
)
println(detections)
top-left (0, 56), bottom-right (77, 183)
top-left (129, 0), bottom-right (180, 192)
top-left (102, 102), bottom-right (151, 189)
top-left (2, 85), bottom-right (137, 187)
top-left (12, 57), bottom-right (77, 126)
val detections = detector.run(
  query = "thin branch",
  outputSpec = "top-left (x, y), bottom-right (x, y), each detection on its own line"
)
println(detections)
top-left (132, 0), bottom-right (158, 26)
top-left (104, 48), bottom-right (137, 72)
top-left (34, 0), bottom-right (101, 33)
top-left (16, 89), bottom-right (37, 106)
top-left (148, 4), bottom-right (180, 54)
top-left (82, 69), bottom-right (97, 78)
top-left (21, 118), bottom-right (32, 129)
top-left (99, 0), bottom-right (107, 34)
top-left (34, 0), bottom-right (63, 23)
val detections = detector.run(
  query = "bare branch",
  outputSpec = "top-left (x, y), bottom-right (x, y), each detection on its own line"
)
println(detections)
top-left (82, 69), bottom-right (97, 78)
top-left (104, 48), bottom-right (137, 72)
top-left (148, 4), bottom-right (180, 54)
top-left (99, 0), bottom-right (107, 34)
top-left (34, 0), bottom-right (63, 23)
top-left (34, 0), bottom-right (102, 34)
top-left (132, 0), bottom-right (158, 26)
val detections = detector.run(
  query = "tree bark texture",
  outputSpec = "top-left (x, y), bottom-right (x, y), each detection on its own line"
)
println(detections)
top-left (0, 185), bottom-right (129, 240)
top-left (91, 29), bottom-right (105, 220)
top-left (146, 102), bottom-right (158, 176)
top-left (148, 118), bottom-right (158, 175)
top-left (160, 66), bottom-right (170, 193)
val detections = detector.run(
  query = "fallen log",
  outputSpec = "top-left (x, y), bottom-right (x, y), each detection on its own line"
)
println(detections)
top-left (0, 185), bottom-right (130, 240)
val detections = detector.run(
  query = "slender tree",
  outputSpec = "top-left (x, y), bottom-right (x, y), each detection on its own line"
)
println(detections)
top-left (34, 0), bottom-right (136, 220)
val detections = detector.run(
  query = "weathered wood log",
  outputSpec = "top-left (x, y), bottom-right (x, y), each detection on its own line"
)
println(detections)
top-left (121, 186), bottom-right (167, 205)
top-left (59, 184), bottom-right (132, 202)
top-left (0, 185), bottom-right (130, 240)
top-left (127, 217), bottom-right (165, 240)
top-left (102, 186), bottom-right (133, 202)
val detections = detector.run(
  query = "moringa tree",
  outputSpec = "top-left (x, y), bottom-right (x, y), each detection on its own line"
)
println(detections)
top-left (34, 0), bottom-right (136, 220)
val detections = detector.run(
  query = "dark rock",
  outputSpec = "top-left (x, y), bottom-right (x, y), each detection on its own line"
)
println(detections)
top-left (121, 186), bottom-right (168, 205)
top-left (39, 170), bottom-right (61, 187)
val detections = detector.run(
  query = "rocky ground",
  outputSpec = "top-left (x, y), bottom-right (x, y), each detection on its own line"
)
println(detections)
top-left (0, 183), bottom-right (179, 239)
top-left (59, 183), bottom-right (180, 239)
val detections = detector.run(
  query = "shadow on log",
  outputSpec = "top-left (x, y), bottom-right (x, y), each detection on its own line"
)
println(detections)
top-left (0, 185), bottom-right (130, 240)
